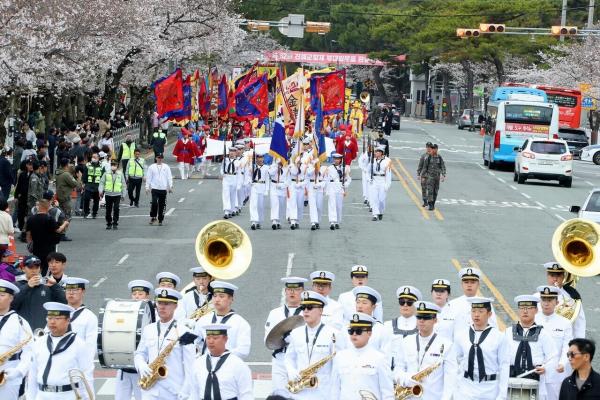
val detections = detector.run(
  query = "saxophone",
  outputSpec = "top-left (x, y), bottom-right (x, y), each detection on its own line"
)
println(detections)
top-left (0, 332), bottom-right (32, 386)
top-left (287, 334), bottom-right (336, 394)
top-left (190, 301), bottom-right (214, 320)
top-left (138, 333), bottom-right (179, 390)
top-left (395, 344), bottom-right (444, 400)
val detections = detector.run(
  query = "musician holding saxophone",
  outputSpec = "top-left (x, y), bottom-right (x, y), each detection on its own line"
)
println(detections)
top-left (0, 280), bottom-right (33, 400)
top-left (134, 288), bottom-right (196, 400)
top-left (181, 267), bottom-right (213, 319)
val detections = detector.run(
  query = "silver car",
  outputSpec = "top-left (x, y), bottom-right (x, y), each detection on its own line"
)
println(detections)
top-left (570, 188), bottom-right (600, 223)
top-left (457, 109), bottom-right (482, 130)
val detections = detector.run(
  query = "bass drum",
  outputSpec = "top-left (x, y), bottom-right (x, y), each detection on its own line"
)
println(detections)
top-left (508, 377), bottom-right (539, 400)
top-left (97, 299), bottom-right (152, 369)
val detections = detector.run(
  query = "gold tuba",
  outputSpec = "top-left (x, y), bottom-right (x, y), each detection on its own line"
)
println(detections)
top-left (360, 91), bottom-right (370, 104)
top-left (287, 334), bottom-right (336, 394)
top-left (0, 332), bottom-right (32, 385)
top-left (68, 368), bottom-right (95, 400)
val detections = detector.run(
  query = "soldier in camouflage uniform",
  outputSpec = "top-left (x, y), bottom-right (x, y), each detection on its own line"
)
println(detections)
top-left (27, 160), bottom-right (45, 215)
top-left (416, 142), bottom-right (433, 207)
top-left (421, 143), bottom-right (446, 210)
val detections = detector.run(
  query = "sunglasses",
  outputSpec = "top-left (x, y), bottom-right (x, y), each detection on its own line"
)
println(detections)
top-left (302, 305), bottom-right (321, 311)
top-left (416, 316), bottom-right (435, 320)
top-left (347, 328), bottom-right (371, 335)
top-left (567, 351), bottom-right (586, 359)
top-left (399, 299), bottom-right (415, 306)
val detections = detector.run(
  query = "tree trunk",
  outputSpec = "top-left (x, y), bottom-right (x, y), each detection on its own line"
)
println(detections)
top-left (492, 55), bottom-right (505, 84)
top-left (372, 66), bottom-right (388, 103)
top-left (442, 70), bottom-right (453, 123)
top-left (99, 48), bottom-right (141, 121)
top-left (460, 61), bottom-right (474, 109)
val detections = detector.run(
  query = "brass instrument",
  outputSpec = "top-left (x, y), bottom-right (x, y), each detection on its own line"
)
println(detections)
top-left (287, 334), bottom-right (336, 394)
top-left (33, 328), bottom-right (46, 338)
top-left (68, 368), bottom-right (95, 400)
top-left (0, 332), bottom-right (32, 385)
top-left (360, 91), bottom-right (371, 104)
top-left (265, 315), bottom-right (304, 351)
top-left (359, 390), bottom-right (378, 400)
top-left (190, 300), bottom-right (214, 320)
top-left (395, 345), bottom-right (444, 400)
top-left (138, 331), bottom-right (180, 390)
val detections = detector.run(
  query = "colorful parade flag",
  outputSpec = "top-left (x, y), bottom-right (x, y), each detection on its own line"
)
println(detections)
top-left (152, 69), bottom-right (184, 118)
top-left (198, 76), bottom-right (209, 119)
top-left (218, 75), bottom-right (228, 118)
top-left (314, 95), bottom-right (327, 161)
top-left (235, 73), bottom-right (269, 120)
top-left (278, 69), bottom-right (305, 127)
top-left (190, 70), bottom-right (200, 121)
top-left (269, 117), bottom-right (289, 165)
top-left (310, 70), bottom-right (346, 116)
top-left (170, 75), bottom-right (192, 123)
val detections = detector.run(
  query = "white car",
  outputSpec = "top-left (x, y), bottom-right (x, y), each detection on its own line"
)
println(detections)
top-left (580, 144), bottom-right (600, 165)
top-left (570, 188), bottom-right (600, 223)
top-left (514, 138), bottom-right (573, 187)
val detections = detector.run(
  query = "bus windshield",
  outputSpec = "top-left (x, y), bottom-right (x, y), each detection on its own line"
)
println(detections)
top-left (546, 93), bottom-right (577, 108)
top-left (505, 105), bottom-right (553, 125)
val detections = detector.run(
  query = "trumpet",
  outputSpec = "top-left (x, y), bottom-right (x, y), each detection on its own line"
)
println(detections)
top-left (69, 368), bottom-right (94, 400)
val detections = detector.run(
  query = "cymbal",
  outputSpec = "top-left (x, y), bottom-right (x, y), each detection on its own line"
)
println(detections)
top-left (265, 315), bottom-right (304, 350)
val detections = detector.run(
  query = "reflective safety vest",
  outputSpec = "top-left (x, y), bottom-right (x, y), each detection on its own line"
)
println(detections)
top-left (122, 141), bottom-right (136, 160)
top-left (153, 131), bottom-right (166, 140)
top-left (128, 158), bottom-right (144, 178)
top-left (104, 171), bottom-right (123, 193)
top-left (86, 163), bottom-right (102, 184)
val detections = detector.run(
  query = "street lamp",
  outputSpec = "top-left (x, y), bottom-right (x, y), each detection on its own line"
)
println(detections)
top-left (240, 14), bottom-right (332, 38)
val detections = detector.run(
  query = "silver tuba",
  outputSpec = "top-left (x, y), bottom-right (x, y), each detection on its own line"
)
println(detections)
top-left (69, 368), bottom-right (94, 400)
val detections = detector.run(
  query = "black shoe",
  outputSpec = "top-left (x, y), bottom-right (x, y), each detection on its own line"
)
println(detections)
top-left (149, 218), bottom-right (156, 225)
top-left (251, 224), bottom-right (256, 230)
top-left (272, 223), bottom-right (277, 230)
top-left (276, 224), bottom-right (281, 230)
top-left (256, 224), bottom-right (261, 229)
top-left (224, 214), bottom-right (229, 219)
top-left (92, 214), bottom-right (97, 219)
top-left (428, 202), bottom-right (434, 210)
top-left (83, 214), bottom-right (89, 219)
top-left (106, 224), bottom-right (112, 230)
top-left (363, 199), bottom-right (368, 205)
top-left (290, 224), bottom-right (296, 230)
top-left (335, 224), bottom-right (340, 229)
top-left (130, 201), bottom-right (133, 206)
top-left (316, 223), bottom-right (320, 229)
top-left (372, 216), bottom-right (378, 221)
top-left (158, 221), bottom-right (163, 226)
top-left (311, 224), bottom-right (316, 231)
top-left (304, 200), bottom-right (308, 207)
top-left (113, 225), bottom-right (118, 230)
top-left (330, 224), bottom-right (335, 230)
top-left (378, 214), bottom-right (383, 220)
top-left (369, 208), bottom-right (372, 212)
top-left (422, 201), bottom-right (427, 207)
top-left (295, 223), bottom-right (300, 229)
top-left (135, 203), bottom-right (139, 208)
top-left (61, 236), bottom-right (72, 242)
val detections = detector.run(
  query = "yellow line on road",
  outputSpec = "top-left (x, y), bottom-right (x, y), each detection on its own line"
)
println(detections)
top-left (469, 260), bottom-right (518, 323)
top-left (390, 162), bottom-right (430, 220)
top-left (395, 158), bottom-right (444, 221)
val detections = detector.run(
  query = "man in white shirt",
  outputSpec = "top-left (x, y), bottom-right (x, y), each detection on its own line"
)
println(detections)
top-left (145, 153), bottom-right (173, 226)
top-left (63, 278), bottom-right (98, 367)
top-left (448, 267), bottom-right (498, 333)
top-left (309, 270), bottom-right (344, 330)
top-left (430, 278), bottom-right (455, 339)
top-left (338, 265), bottom-right (383, 322)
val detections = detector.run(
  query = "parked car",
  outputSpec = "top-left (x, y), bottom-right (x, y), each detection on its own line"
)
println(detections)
top-left (457, 109), bottom-right (482, 130)
top-left (514, 138), bottom-right (573, 187)
top-left (558, 127), bottom-right (589, 159)
top-left (580, 144), bottom-right (600, 165)
top-left (570, 188), bottom-right (600, 223)
top-left (370, 103), bottom-right (400, 130)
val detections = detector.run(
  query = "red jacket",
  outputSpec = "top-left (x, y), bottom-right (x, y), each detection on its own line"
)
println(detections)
top-left (335, 136), bottom-right (358, 165)
top-left (172, 138), bottom-right (200, 163)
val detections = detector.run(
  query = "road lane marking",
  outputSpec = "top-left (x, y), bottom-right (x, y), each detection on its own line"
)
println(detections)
top-left (586, 181), bottom-right (595, 186)
top-left (475, 163), bottom-right (486, 170)
top-left (469, 260), bottom-right (518, 324)
top-left (165, 207), bottom-right (175, 216)
top-left (198, 181), bottom-right (204, 185)
top-left (497, 177), bottom-right (506, 183)
top-left (535, 201), bottom-right (546, 208)
top-left (93, 277), bottom-right (107, 287)
top-left (521, 192), bottom-right (531, 199)
top-left (395, 158), bottom-right (444, 221)
top-left (189, 188), bottom-right (195, 193)
top-left (390, 160), bottom-right (430, 220)
top-left (555, 214), bottom-right (566, 222)
top-left (280, 253), bottom-right (295, 306)
top-left (117, 254), bottom-right (129, 265)
top-left (488, 171), bottom-right (495, 176)
top-left (509, 185), bottom-right (518, 190)
top-left (178, 197), bottom-right (185, 203)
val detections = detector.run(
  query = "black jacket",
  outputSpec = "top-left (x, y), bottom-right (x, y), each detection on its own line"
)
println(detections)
top-left (11, 280), bottom-right (67, 330)
top-left (560, 368), bottom-right (600, 399)
top-left (0, 156), bottom-right (13, 188)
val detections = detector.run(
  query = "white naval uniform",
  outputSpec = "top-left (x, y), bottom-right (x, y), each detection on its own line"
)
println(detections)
top-left (134, 318), bottom-right (196, 400)
top-left (324, 164), bottom-right (351, 224)
top-left (28, 331), bottom-right (94, 400)
top-left (535, 312), bottom-right (573, 400)
top-left (338, 290), bottom-right (384, 322)
top-left (435, 302), bottom-right (456, 340)
top-left (505, 323), bottom-right (557, 400)
top-left (322, 296), bottom-right (344, 331)
top-left (344, 321), bottom-right (392, 358)
top-left (68, 306), bottom-right (98, 390)
top-left (221, 157), bottom-right (240, 214)
top-left (0, 311), bottom-right (33, 400)
top-left (534, 289), bottom-right (586, 338)
top-left (369, 156), bottom-right (392, 217)
top-left (288, 157), bottom-right (307, 224)
top-left (186, 351), bottom-right (253, 400)
top-left (195, 311), bottom-right (251, 360)
top-left (181, 289), bottom-right (209, 318)
top-left (329, 344), bottom-right (395, 400)
top-left (115, 368), bottom-right (142, 400)
top-left (242, 149), bottom-right (253, 200)
top-left (395, 333), bottom-right (457, 400)
top-left (269, 163), bottom-right (289, 223)
top-left (357, 151), bottom-right (371, 202)
top-left (236, 156), bottom-right (247, 211)
top-left (264, 305), bottom-right (303, 393)
top-left (284, 323), bottom-right (346, 400)
top-left (305, 164), bottom-right (326, 225)
top-left (453, 325), bottom-right (510, 400)
top-left (449, 295), bottom-right (498, 334)
top-left (248, 164), bottom-right (271, 224)
top-left (386, 316), bottom-right (417, 372)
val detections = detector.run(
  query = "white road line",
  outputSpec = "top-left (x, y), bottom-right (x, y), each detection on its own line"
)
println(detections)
top-left (188, 188), bottom-right (195, 193)
top-left (555, 214), bottom-right (566, 222)
top-left (509, 185), bottom-right (518, 190)
top-left (198, 181), bottom-right (204, 185)
top-left (521, 192), bottom-right (531, 199)
top-left (488, 171), bottom-right (495, 176)
top-left (497, 177), bottom-right (506, 183)
top-left (476, 163), bottom-right (486, 170)
top-left (178, 197), bottom-right (185, 203)
top-left (535, 201), bottom-right (547, 208)
top-left (586, 181), bottom-right (595, 186)
top-left (117, 254), bottom-right (129, 265)
top-left (280, 253), bottom-right (295, 306)
top-left (93, 277), bottom-right (107, 287)
top-left (165, 207), bottom-right (175, 216)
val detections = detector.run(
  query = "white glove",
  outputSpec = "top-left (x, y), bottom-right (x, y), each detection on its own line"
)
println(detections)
top-left (138, 363), bottom-right (152, 379)
top-left (2, 368), bottom-right (21, 381)
top-left (288, 369), bottom-right (301, 382)
top-left (395, 372), bottom-right (418, 387)
top-left (295, 182), bottom-right (304, 189)
top-left (343, 181), bottom-right (350, 189)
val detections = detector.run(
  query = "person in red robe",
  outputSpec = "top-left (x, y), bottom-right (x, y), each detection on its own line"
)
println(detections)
top-left (335, 128), bottom-right (358, 166)
top-left (172, 128), bottom-right (200, 179)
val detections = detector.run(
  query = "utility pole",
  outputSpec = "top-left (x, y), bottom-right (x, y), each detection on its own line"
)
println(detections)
top-left (588, 0), bottom-right (595, 28)
top-left (560, 0), bottom-right (568, 41)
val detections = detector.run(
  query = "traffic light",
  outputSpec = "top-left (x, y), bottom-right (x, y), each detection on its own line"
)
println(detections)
top-left (480, 24), bottom-right (506, 33)
top-left (551, 26), bottom-right (578, 36)
top-left (456, 28), bottom-right (481, 38)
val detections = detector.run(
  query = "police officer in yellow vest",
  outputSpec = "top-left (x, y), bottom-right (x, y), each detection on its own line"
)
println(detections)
top-left (125, 148), bottom-right (145, 207)
top-left (83, 152), bottom-right (103, 219)
top-left (99, 159), bottom-right (127, 230)
top-left (151, 130), bottom-right (167, 159)
top-left (118, 134), bottom-right (136, 171)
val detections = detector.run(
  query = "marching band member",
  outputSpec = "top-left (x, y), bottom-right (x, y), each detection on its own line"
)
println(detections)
top-left (181, 267), bottom-right (213, 318)
top-left (310, 271), bottom-right (344, 331)
top-left (264, 277), bottom-right (307, 393)
top-left (535, 285), bottom-right (573, 400)
top-left (269, 158), bottom-right (289, 230)
top-left (448, 267), bottom-right (498, 333)
top-left (235, 143), bottom-right (247, 214)
top-left (288, 139), bottom-right (310, 230)
top-left (63, 277), bottom-right (98, 364)
top-left (385, 285), bottom-right (422, 339)
top-left (542, 261), bottom-right (586, 338)
top-left (221, 147), bottom-right (240, 220)
top-left (248, 152), bottom-right (271, 230)
top-left (369, 145), bottom-right (392, 221)
top-left (338, 265), bottom-right (383, 322)
top-left (155, 272), bottom-right (186, 321)
top-left (329, 312), bottom-right (395, 400)
top-left (357, 139), bottom-right (372, 206)
top-left (0, 280), bottom-right (33, 400)
top-left (394, 301), bottom-right (457, 400)
top-left (186, 324), bottom-right (253, 400)
top-left (430, 278), bottom-right (455, 339)
top-left (114, 280), bottom-right (155, 400)
top-left (285, 291), bottom-right (347, 400)
top-left (134, 288), bottom-right (196, 400)
top-left (507, 295), bottom-right (557, 399)
top-left (453, 297), bottom-right (510, 400)
top-left (305, 152), bottom-right (326, 231)
top-left (324, 153), bottom-right (351, 230)
top-left (195, 281), bottom-right (251, 360)
top-left (28, 302), bottom-right (94, 400)
top-left (351, 285), bottom-right (391, 354)
top-left (242, 138), bottom-right (254, 202)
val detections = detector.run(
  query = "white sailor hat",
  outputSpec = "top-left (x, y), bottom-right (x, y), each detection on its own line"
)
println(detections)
top-left (44, 302), bottom-right (74, 317)
top-left (255, 151), bottom-right (265, 157)
top-left (352, 285), bottom-right (381, 304)
top-left (189, 267), bottom-right (210, 277)
top-left (331, 153), bottom-right (343, 158)
top-left (128, 279), bottom-right (154, 293)
top-left (466, 296), bottom-right (494, 308)
top-left (459, 267), bottom-right (481, 281)
top-left (310, 270), bottom-right (335, 284)
top-left (300, 290), bottom-right (328, 307)
top-left (243, 138), bottom-right (252, 143)
top-left (63, 277), bottom-right (89, 290)
top-left (210, 281), bottom-right (238, 295)
top-left (154, 287), bottom-right (182, 303)
top-left (396, 285), bottom-right (422, 301)
top-left (536, 285), bottom-right (560, 298)
top-left (156, 272), bottom-right (181, 287)
top-left (302, 137), bottom-right (311, 145)
top-left (514, 294), bottom-right (539, 307)
top-left (235, 140), bottom-right (245, 146)
top-left (348, 312), bottom-right (376, 329)
top-left (543, 262), bottom-right (565, 273)
top-left (375, 146), bottom-right (385, 153)
top-left (0, 279), bottom-right (19, 295)
top-left (415, 301), bottom-right (442, 318)
top-left (228, 147), bottom-right (237, 152)
top-left (431, 278), bottom-right (451, 291)
top-left (235, 144), bottom-right (245, 150)
top-left (98, 151), bottom-right (107, 158)
top-left (351, 265), bottom-right (368, 277)
top-left (280, 277), bottom-right (308, 288)
top-left (203, 324), bottom-right (230, 336)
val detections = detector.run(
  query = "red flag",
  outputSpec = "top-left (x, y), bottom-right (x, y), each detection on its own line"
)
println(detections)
top-left (153, 69), bottom-right (184, 118)
top-left (198, 77), bottom-right (207, 119)
top-left (235, 73), bottom-right (269, 121)
top-left (319, 70), bottom-right (346, 115)
top-left (218, 75), bottom-right (228, 118)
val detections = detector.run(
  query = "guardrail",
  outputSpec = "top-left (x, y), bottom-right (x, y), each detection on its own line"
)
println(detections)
top-left (113, 123), bottom-right (141, 151)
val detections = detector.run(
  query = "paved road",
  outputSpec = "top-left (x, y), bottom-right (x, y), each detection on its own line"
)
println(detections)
top-left (17, 119), bottom-right (600, 398)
